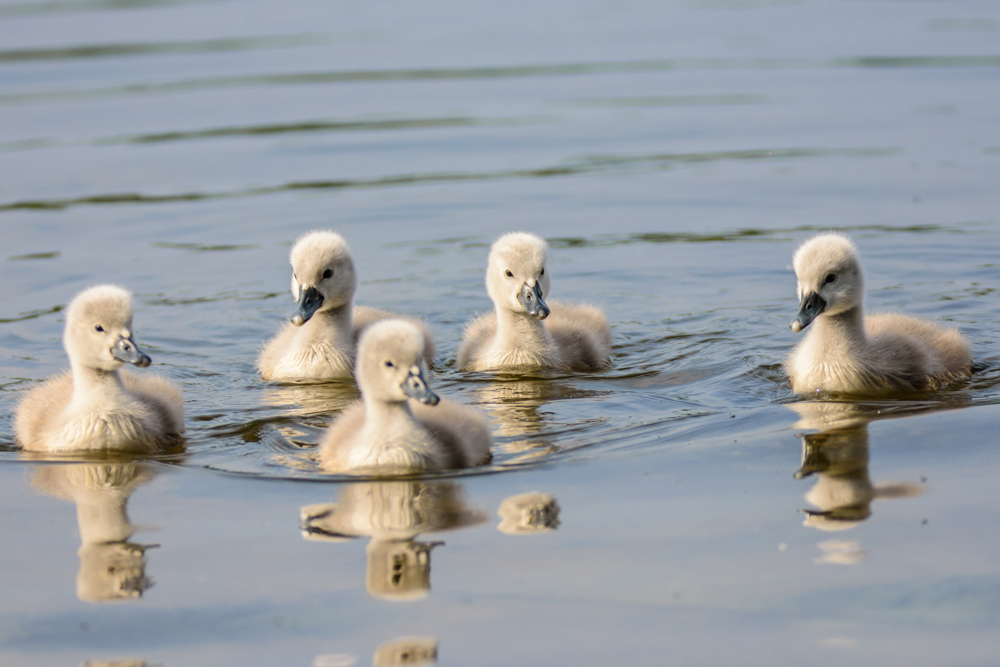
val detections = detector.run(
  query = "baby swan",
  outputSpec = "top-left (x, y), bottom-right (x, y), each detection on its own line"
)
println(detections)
top-left (15, 285), bottom-right (184, 452)
top-left (319, 320), bottom-right (492, 474)
top-left (457, 232), bottom-right (611, 372)
top-left (786, 233), bottom-right (971, 395)
top-left (258, 230), bottom-right (435, 382)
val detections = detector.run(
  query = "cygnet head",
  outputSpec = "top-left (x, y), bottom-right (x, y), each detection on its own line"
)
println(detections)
top-left (63, 285), bottom-right (151, 372)
top-left (288, 230), bottom-right (358, 326)
top-left (485, 232), bottom-right (551, 319)
top-left (790, 233), bottom-right (864, 333)
top-left (356, 320), bottom-right (439, 406)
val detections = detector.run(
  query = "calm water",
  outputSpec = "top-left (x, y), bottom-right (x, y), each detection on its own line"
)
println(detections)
top-left (2, 0), bottom-right (1000, 664)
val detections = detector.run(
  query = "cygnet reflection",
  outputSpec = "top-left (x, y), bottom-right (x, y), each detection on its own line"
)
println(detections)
top-left (473, 378), bottom-right (601, 463)
top-left (80, 659), bottom-right (150, 667)
top-left (373, 636), bottom-right (439, 666)
top-left (313, 636), bottom-right (438, 667)
top-left (301, 481), bottom-right (485, 600)
top-left (789, 402), bottom-right (924, 537)
top-left (31, 463), bottom-right (156, 603)
top-left (497, 492), bottom-right (561, 534)
top-left (260, 381), bottom-right (361, 419)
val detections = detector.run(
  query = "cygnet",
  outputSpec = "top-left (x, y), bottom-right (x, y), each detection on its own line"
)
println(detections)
top-left (15, 285), bottom-right (184, 452)
top-left (258, 230), bottom-right (434, 381)
top-left (457, 232), bottom-right (611, 372)
top-left (785, 233), bottom-right (971, 395)
top-left (318, 320), bottom-right (492, 473)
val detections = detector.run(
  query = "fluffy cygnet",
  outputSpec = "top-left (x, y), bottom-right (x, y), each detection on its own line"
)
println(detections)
top-left (318, 320), bottom-right (492, 474)
top-left (15, 285), bottom-right (184, 452)
top-left (785, 233), bottom-right (971, 395)
top-left (258, 230), bottom-right (435, 382)
top-left (457, 232), bottom-right (611, 372)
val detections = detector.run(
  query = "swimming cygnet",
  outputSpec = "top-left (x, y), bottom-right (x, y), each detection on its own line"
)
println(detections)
top-left (258, 230), bottom-right (435, 382)
top-left (457, 232), bottom-right (611, 372)
top-left (785, 233), bottom-right (971, 395)
top-left (318, 320), bottom-right (492, 474)
top-left (15, 285), bottom-right (184, 452)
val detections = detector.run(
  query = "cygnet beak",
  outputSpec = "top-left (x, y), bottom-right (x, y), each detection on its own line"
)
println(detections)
top-left (400, 363), bottom-right (440, 406)
top-left (110, 336), bottom-right (151, 367)
top-left (790, 291), bottom-right (826, 333)
top-left (291, 286), bottom-right (323, 326)
top-left (517, 282), bottom-right (550, 320)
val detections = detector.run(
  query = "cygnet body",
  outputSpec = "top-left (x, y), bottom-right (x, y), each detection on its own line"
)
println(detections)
top-left (785, 233), bottom-right (971, 395)
top-left (457, 232), bottom-right (611, 372)
top-left (258, 230), bottom-right (434, 382)
top-left (15, 285), bottom-right (184, 452)
top-left (318, 320), bottom-right (492, 474)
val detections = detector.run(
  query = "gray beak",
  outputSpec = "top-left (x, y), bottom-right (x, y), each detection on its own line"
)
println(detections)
top-left (517, 282), bottom-right (550, 320)
top-left (291, 286), bottom-right (323, 326)
top-left (400, 364), bottom-right (440, 406)
top-left (111, 336), bottom-right (151, 368)
top-left (790, 291), bottom-right (826, 333)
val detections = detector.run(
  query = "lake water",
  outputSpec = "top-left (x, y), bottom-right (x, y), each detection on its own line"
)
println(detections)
top-left (2, 0), bottom-right (1000, 664)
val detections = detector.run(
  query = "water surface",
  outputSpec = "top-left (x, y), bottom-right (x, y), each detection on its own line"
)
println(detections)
top-left (1, 0), bottom-right (1000, 664)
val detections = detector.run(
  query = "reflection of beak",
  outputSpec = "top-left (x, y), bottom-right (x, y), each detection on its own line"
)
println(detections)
top-left (401, 364), bottom-right (439, 405)
top-left (517, 282), bottom-right (550, 320)
top-left (111, 336), bottom-right (151, 367)
top-left (794, 437), bottom-right (829, 479)
top-left (291, 286), bottom-right (323, 326)
top-left (801, 505), bottom-right (871, 523)
top-left (790, 291), bottom-right (826, 333)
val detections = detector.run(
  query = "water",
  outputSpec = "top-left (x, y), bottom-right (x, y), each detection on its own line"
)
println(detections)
top-left (2, 0), bottom-right (1000, 663)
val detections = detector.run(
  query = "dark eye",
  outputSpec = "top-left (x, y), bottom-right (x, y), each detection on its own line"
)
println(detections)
top-left (825, 273), bottom-right (837, 284)
top-left (94, 325), bottom-right (104, 332)
top-left (505, 270), bottom-right (513, 277)
top-left (323, 269), bottom-right (333, 279)
top-left (540, 267), bottom-right (544, 275)
top-left (384, 360), bottom-right (394, 368)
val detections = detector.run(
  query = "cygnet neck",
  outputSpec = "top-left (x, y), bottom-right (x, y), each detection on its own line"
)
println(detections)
top-left (69, 361), bottom-right (127, 412)
top-left (495, 304), bottom-right (553, 350)
top-left (301, 301), bottom-right (355, 351)
top-left (811, 305), bottom-right (867, 354)
top-left (363, 393), bottom-right (416, 436)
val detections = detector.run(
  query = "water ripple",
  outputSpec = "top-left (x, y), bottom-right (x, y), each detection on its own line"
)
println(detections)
top-left (0, 305), bottom-right (63, 324)
top-left (2, 56), bottom-right (997, 106)
top-left (0, 34), bottom-right (326, 64)
top-left (0, 146), bottom-right (900, 213)
top-left (0, 0), bottom-right (226, 18)
top-left (0, 115), bottom-right (541, 153)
